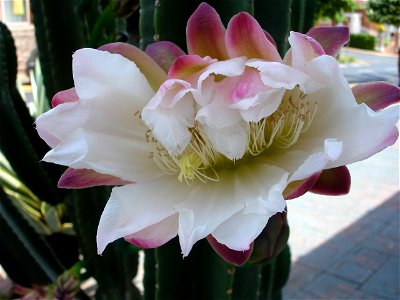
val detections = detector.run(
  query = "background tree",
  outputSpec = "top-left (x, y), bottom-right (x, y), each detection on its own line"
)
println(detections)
top-left (367, 0), bottom-right (400, 27)
top-left (367, 0), bottom-right (400, 84)
top-left (314, 0), bottom-right (355, 25)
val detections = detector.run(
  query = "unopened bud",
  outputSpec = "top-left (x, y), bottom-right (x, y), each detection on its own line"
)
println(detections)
top-left (249, 211), bottom-right (289, 264)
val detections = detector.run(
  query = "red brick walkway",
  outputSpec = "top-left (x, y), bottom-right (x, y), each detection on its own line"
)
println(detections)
top-left (283, 139), bottom-right (399, 299)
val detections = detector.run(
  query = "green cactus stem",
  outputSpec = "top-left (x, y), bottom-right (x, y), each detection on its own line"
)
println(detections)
top-left (0, 22), bottom-right (59, 204)
top-left (254, 0), bottom-right (292, 56)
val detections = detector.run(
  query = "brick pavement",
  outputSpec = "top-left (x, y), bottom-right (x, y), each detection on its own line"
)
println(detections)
top-left (283, 138), bottom-right (399, 299)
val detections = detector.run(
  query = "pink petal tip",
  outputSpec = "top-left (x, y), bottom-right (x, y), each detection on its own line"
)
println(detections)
top-left (145, 41), bottom-right (186, 72)
top-left (186, 2), bottom-right (228, 60)
top-left (58, 168), bottom-right (132, 189)
top-left (310, 166), bottom-right (351, 196)
top-left (51, 88), bottom-right (79, 108)
top-left (352, 82), bottom-right (400, 111)
top-left (307, 26), bottom-right (349, 57)
top-left (207, 235), bottom-right (253, 266)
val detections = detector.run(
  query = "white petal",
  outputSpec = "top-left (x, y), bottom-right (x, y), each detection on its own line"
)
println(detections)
top-left (246, 60), bottom-right (324, 94)
top-left (254, 138), bottom-right (342, 185)
top-left (73, 48), bottom-right (154, 107)
top-left (37, 48), bottom-right (161, 182)
top-left (175, 166), bottom-right (250, 256)
top-left (288, 139), bottom-right (342, 182)
top-left (36, 101), bottom-right (88, 148)
top-left (286, 31), bottom-right (324, 68)
top-left (124, 214), bottom-right (178, 248)
top-left (298, 55), bottom-right (399, 167)
top-left (208, 164), bottom-right (288, 251)
top-left (142, 80), bottom-right (195, 156)
top-left (234, 88), bottom-right (286, 122)
top-left (197, 57), bottom-right (247, 92)
top-left (97, 177), bottom-right (185, 254)
top-left (196, 101), bottom-right (242, 129)
top-left (43, 127), bottom-right (159, 181)
top-left (201, 121), bottom-right (249, 160)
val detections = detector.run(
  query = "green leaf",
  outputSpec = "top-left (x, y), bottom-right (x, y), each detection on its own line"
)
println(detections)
top-left (0, 188), bottom-right (64, 284)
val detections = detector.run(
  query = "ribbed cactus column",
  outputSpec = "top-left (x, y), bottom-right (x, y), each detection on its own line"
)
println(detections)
top-left (30, 0), bottom-right (86, 102)
top-left (254, 0), bottom-right (292, 55)
top-left (155, 238), bottom-right (234, 300)
top-left (139, 0), bottom-right (156, 50)
top-left (0, 22), bottom-right (59, 204)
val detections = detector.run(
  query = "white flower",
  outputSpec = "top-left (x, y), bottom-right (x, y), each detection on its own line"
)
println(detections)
top-left (36, 3), bottom-right (400, 265)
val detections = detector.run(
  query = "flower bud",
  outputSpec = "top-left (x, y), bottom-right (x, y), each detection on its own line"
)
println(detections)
top-left (249, 211), bottom-right (289, 264)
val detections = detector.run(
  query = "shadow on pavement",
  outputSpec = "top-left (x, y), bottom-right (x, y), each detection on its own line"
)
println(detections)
top-left (284, 191), bottom-right (400, 300)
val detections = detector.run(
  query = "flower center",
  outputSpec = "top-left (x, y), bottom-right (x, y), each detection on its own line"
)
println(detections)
top-left (146, 85), bottom-right (318, 184)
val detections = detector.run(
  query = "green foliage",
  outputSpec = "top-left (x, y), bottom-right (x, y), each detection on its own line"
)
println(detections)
top-left (314, 0), bottom-right (355, 23)
top-left (349, 33), bottom-right (376, 50)
top-left (29, 58), bottom-right (50, 118)
top-left (0, 188), bottom-right (64, 285)
top-left (367, 0), bottom-right (400, 27)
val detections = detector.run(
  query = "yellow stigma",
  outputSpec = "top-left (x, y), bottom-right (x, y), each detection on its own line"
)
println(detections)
top-left (178, 151), bottom-right (203, 182)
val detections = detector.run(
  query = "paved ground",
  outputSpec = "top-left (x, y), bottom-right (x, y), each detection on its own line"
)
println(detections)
top-left (340, 48), bottom-right (398, 85)
top-left (283, 49), bottom-right (399, 299)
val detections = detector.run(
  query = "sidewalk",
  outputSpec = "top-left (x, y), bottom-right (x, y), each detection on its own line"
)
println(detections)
top-left (283, 138), bottom-right (399, 299)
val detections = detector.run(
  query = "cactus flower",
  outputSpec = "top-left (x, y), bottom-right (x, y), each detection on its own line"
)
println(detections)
top-left (36, 3), bottom-right (400, 266)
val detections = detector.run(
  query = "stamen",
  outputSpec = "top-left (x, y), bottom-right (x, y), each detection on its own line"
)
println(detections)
top-left (145, 85), bottom-right (318, 185)
top-left (248, 86), bottom-right (318, 154)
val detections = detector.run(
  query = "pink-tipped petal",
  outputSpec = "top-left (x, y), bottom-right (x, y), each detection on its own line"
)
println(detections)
top-left (52, 88), bottom-right (79, 108)
top-left (207, 235), bottom-right (253, 266)
top-left (307, 26), bottom-right (349, 57)
top-left (186, 3), bottom-right (228, 60)
top-left (360, 127), bottom-right (399, 161)
top-left (124, 214), bottom-right (178, 248)
top-left (352, 82), bottom-right (400, 112)
top-left (99, 42), bottom-right (167, 91)
top-left (284, 172), bottom-right (321, 200)
top-left (264, 30), bottom-right (277, 48)
top-left (58, 168), bottom-right (132, 189)
top-left (168, 55), bottom-right (215, 84)
top-left (145, 41), bottom-right (186, 72)
top-left (286, 31), bottom-right (325, 67)
top-left (310, 166), bottom-right (351, 196)
top-left (226, 12), bottom-right (281, 61)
